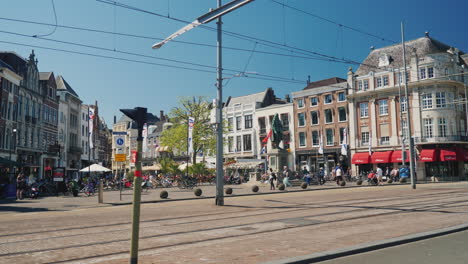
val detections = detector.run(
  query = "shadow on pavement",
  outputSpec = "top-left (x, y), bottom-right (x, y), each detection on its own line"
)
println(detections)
top-left (0, 205), bottom-right (52, 213)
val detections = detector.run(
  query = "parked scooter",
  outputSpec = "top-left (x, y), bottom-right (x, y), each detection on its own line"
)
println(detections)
top-left (30, 184), bottom-right (39, 199)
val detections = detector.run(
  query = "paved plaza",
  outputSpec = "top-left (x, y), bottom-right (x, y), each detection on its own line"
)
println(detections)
top-left (0, 182), bottom-right (467, 264)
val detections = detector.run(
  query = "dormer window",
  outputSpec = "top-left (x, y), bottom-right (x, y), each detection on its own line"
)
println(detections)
top-left (420, 66), bottom-right (434, 79)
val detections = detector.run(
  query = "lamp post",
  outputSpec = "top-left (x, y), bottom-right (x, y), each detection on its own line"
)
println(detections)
top-left (9, 128), bottom-right (17, 177)
top-left (401, 22), bottom-right (416, 189)
top-left (152, 0), bottom-right (254, 206)
top-left (462, 65), bottom-right (468, 137)
top-left (120, 107), bottom-right (147, 264)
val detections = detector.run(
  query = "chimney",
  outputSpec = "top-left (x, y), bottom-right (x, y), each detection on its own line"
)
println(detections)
top-left (425, 31), bottom-right (429, 37)
top-left (113, 115), bottom-right (116, 124)
top-left (307, 75), bottom-right (311, 85)
top-left (370, 46), bottom-right (375, 51)
top-left (160, 110), bottom-right (164, 121)
top-left (285, 94), bottom-right (291, 103)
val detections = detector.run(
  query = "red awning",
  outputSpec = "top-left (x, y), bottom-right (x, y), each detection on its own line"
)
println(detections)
top-left (456, 148), bottom-right (468, 162)
top-left (352, 152), bottom-right (371, 164)
top-left (391, 150), bottom-right (409, 163)
top-left (420, 149), bottom-right (438, 162)
top-left (371, 151), bottom-right (394, 164)
top-left (440, 149), bottom-right (457, 161)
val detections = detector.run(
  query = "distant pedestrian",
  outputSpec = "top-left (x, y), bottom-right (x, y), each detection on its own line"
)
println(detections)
top-left (318, 167), bottom-right (325, 185)
top-left (269, 168), bottom-right (276, 190)
top-left (302, 166), bottom-right (311, 185)
top-left (335, 164), bottom-right (343, 185)
top-left (16, 173), bottom-right (26, 200)
top-left (282, 166), bottom-right (292, 187)
top-left (390, 167), bottom-right (399, 181)
top-left (376, 167), bottom-right (383, 185)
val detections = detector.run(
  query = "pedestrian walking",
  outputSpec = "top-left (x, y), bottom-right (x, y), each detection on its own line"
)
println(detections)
top-left (269, 168), bottom-right (276, 190)
top-left (302, 166), bottom-right (311, 185)
top-left (376, 166), bottom-right (383, 185)
top-left (335, 164), bottom-right (343, 185)
top-left (318, 167), bottom-right (325, 185)
top-left (282, 166), bottom-right (292, 187)
top-left (16, 173), bottom-right (26, 200)
top-left (390, 167), bottom-right (399, 181)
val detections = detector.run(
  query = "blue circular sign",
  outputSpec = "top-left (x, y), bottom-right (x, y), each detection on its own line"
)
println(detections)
top-left (116, 138), bottom-right (124, 146)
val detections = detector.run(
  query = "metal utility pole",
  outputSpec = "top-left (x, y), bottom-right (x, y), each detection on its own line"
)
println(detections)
top-left (152, 0), bottom-right (254, 206)
top-left (462, 66), bottom-right (468, 136)
top-left (397, 69), bottom-right (406, 167)
top-left (401, 22), bottom-right (416, 189)
top-left (120, 107), bottom-right (147, 264)
top-left (215, 0), bottom-right (224, 206)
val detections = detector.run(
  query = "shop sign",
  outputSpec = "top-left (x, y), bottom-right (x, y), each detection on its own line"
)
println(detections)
top-left (53, 167), bottom-right (65, 182)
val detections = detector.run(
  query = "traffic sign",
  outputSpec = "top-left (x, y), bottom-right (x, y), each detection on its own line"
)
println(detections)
top-left (115, 154), bottom-right (126, 162)
top-left (115, 135), bottom-right (125, 154)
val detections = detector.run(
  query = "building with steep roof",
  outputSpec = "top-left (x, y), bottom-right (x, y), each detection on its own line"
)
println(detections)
top-left (56, 75), bottom-right (82, 178)
top-left (39, 71), bottom-right (60, 177)
top-left (0, 51), bottom-right (48, 179)
top-left (347, 33), bottom-right (467, 181)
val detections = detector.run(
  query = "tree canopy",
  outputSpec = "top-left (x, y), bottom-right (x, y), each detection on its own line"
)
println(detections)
top-left (160, 96), bottom-right (216, 164)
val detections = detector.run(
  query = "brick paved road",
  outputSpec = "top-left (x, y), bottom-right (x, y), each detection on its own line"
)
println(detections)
top-left (0, 180), bottom-right (377, 213)
top-left (0, 182), bottom-right (467, 264)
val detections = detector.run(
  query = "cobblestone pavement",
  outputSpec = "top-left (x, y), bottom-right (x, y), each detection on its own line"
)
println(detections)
top-left (0, 182), bottom-right (467, 264)
top-left (0, 180), bottom-right (387, 213)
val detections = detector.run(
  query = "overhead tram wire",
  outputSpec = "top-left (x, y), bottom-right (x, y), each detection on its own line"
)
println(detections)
top-left (96, 0), bottom-right (408, 74)
top-left (269, 0), bottom-right (398, 44)
top-left (33, 0), bottom-right (58, 38)
top-left (95, 0), bottom-right (354, 62)
top-left (0, 16), bottom-right (424, 78)
top-left (0, 29), bottom-right (304, 84)
top-left (0, 17), bottom-right (342, 63)
top-left (0, 40), bottom-right (305, 85)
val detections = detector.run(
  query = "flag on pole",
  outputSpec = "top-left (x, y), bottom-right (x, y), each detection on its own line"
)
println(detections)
top-left (88, 106), bottom-right (95, 149)
top-left (262, 129), bottom-right (272, 143)
top-left (368, 131), bottom-right (372, 156)
top-left (142, 123), bottom-right (148, 157)
top-left (318, 129), bottom-right (324, 155)
top-left (341, 127), bottom-right (348, 156)
top-left (188, 117), bottom-right (195, 154)
top-left (260, 145), bottom-right (266, 155)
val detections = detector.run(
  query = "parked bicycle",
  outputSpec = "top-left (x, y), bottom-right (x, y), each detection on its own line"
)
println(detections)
top-left (177, 177), bottom-right (197, 189)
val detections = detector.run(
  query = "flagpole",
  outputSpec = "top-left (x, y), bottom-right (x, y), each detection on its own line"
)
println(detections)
top-left (185, 112), bottom-right (190, 177)
top-left (88, 105), bottom-right (91, 191)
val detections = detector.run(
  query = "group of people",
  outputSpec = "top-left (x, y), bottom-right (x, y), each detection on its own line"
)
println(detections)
top-left (367, 166), bottom-right (409, 185)
top-left (266, 166), bottom-right (294, 190)
top-left (15, 172), bottom-right (38, 200)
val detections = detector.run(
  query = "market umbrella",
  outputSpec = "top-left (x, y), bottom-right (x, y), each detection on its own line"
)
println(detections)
top-left (79, 164), bottom-right (111, 172)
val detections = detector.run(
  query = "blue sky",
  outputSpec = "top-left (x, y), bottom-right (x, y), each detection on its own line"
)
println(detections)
top-left (1, 0), bottom-right (466, 125)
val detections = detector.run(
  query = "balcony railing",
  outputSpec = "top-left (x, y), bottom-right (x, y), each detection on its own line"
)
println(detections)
top-left (414, 135), bottom-right (468, 143)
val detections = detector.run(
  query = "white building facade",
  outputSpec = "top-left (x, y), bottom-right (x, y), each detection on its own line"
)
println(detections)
top-left (348, 34), bottom-right (468, 181)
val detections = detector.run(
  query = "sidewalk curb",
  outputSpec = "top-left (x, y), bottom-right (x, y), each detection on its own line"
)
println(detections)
top-left (261, 223), bottom-right (468, 264)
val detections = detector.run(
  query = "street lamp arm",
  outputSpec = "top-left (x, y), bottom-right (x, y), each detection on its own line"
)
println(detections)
top-left (152, 20), bottom-right (202, 49)
top-left (152, 0), bottom-right (254, 49)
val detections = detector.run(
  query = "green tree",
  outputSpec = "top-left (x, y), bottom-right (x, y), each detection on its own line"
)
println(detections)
top-left (189, 163), bottom-right (207, 176)
top-left (160, 96), bottom-right (218, 164)
top-left (159, 157), bottom-right (175, 175)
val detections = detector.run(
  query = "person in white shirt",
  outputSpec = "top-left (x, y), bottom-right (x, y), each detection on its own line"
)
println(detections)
top-left (376, 167), bottom-right (383, 185)
top-left (335, 164), bottom-right (343, 185)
